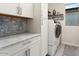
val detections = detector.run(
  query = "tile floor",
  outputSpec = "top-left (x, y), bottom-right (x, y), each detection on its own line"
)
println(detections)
top-left (55, 44), bottom-right (79, 56)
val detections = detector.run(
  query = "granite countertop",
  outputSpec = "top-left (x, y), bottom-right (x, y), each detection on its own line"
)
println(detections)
top-left (0, 33), bottom-right (40, 49)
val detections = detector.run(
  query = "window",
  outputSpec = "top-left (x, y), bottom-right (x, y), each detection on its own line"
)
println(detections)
top-left (65, 3), bottom-right (79, 26)
top-left (66, 12), bottom-right (79, 26)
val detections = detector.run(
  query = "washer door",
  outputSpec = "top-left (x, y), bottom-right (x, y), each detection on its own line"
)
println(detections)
top-left (55, 24), bottom-right (62, 38)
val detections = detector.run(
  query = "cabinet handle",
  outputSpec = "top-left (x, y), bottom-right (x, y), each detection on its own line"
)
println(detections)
top-left (16, 3), bottom-right (22, 15)
top-left (19, 7), bottom-right (21, 15)
top-left (25, 49), bottom-right (30, 56)
top-left (16, 6), bottom-right (18, 15)
top-left (20, 7), bottom-right (22, 15)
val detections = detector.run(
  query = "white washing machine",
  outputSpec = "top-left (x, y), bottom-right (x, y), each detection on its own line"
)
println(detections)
top-left (48, 19), bottom-right (62, 56)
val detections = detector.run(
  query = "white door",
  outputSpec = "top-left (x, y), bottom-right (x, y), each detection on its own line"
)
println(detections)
top-left (41, 3), bottom-right (48, 56)
top-left (20, 3), bottom-right (33, 18)
top-left (0, 3), bottom-right (17, 15)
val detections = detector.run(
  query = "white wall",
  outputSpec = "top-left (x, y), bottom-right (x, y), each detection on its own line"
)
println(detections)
top-left (27, 3), bottom-right (41, 33)
top-left (48, 3), bottom-right (65, 14)
top-left (62, 6), bottom-right (79, 46)
top-left (62, 26), bottom-right (79, 46)
top-left (48, 3), bottom-right (79, 47)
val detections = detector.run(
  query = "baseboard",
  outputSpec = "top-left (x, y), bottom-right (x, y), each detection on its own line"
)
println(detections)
top-left (62, 41), bottom-right (79, 47)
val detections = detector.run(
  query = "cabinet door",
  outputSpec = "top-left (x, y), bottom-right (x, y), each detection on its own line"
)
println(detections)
top-left (0, 3), bottom-right (17, 15)
top-left (30, 41), bottom-right (40, 56)
top-left (41, 3), bottom-right (48, 56)
top-left (20, 3), bottom-right (33, 18)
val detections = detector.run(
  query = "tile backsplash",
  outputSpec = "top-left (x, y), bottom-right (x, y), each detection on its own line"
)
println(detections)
top-left (0, 16), bottom-right (27, 37)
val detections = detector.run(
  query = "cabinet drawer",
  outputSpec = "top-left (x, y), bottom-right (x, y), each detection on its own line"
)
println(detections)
top-left (0, 42), bottom-right (24, 55)
top-left (0, 40), bottom-right (31, 55)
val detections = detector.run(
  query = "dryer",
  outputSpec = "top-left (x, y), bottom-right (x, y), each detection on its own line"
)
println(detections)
top-left (48, 19), bottom-right (62, 56)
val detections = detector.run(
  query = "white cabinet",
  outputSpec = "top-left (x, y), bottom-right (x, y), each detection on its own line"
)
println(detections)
top-left (0, 3), bottom-right (17, 15)
top-left (0, 3), bottom-right (33, 18)
top-left (30, 40), bottom-right (41, 56)
top-left (33, 3), bottom-right (48, 56)
top-left (41, 3), bottom-right (48, 56)
top-left (15, 36), bottom-right (41, 56)
top-left (0, 41), bottom-right (26, 56)
top-left (0, 35), bottom-right (40, 56)
top-left (20, 3), bottom-right (33, 18)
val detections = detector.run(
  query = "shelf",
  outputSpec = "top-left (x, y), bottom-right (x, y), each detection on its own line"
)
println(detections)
top-left (48, 14), bottom-right (63, 18)
top-left (48, 14), bottom-right (64, 20)
top-left (0, 13), bottom-right (33, 19)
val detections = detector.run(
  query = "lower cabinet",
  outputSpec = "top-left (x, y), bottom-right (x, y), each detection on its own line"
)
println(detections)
top-left (16, 40), bottom-right (41, 56)
top-left (0, 36), bottom-right (41, 56)
top-left (29, 40), bottom-right (41, 56)
top-left (14, 36), bottom-right (41, 56)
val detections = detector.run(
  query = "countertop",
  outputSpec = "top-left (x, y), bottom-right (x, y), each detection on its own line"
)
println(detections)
top-left (0, 33), bottom-right (40, 49)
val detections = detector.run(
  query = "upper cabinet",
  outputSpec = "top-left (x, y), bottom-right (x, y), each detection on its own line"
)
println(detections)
top-left (0, 3), bottom-right (17, 15)
top-left (0, 3), bottom-right (33, 18)
top-left (20, 3), bottom-right (33, 18)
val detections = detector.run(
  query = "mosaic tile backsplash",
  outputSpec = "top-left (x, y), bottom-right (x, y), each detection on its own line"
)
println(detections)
top-left (0, 16), bottom-right (27, 37)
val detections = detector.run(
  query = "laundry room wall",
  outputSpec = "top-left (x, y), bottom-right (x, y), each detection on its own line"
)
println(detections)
top-left (48, 3), bottom-right (65, 14)
top-left (62, 8), bottom-right (79, 46)
top-left (62, 25), bottom-right (79, 47)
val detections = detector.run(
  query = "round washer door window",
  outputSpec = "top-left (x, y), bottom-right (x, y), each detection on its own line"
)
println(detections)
top-left (55, 24), bottom-right (62, 38)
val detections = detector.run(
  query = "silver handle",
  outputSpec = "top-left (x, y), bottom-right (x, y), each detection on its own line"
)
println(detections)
top-left (26, 49), bottom-right (30, 56)
top-left (16, 6), bottom-right (19, 15)
top-left (16, 3), bottom-right (22, 15)
top-left (20, 7), bottom-right (22, 15)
